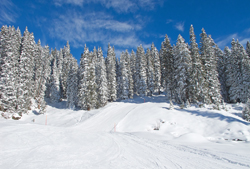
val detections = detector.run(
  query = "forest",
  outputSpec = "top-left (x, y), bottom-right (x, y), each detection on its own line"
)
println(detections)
top-left (0, 25), bottom-right (250, 121)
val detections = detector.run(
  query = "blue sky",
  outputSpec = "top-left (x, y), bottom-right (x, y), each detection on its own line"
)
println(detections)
top-left (1, 0), bottom-right (250, 61)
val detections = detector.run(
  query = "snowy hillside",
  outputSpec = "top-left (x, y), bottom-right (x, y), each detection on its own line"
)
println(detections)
top-left (1, 94), bottom-right (250, 168)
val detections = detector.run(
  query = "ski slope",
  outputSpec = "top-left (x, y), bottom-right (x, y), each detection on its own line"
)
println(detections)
top-left (1, 95), bottom-right (250, 168)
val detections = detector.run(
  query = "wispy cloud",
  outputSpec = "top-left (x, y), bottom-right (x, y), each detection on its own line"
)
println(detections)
top-left (48, 11), bottom-right (145, 48)
top-left (0, 0), bottom-right (18, 24)
top-left (175, 22), bottom-right (185, 32)
top-left (53, 0), bottom-right (163, 13)
top-left (215, 29), bottom-right (250, 48)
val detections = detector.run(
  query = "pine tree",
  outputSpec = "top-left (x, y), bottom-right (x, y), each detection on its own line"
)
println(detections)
top-left (87, 51), bottom-right (97, 109)
top-left (130, 50), bottom-right (136, 94)
top-left (242, 98), bottom-right (250, 121)
top-left (66, 59), bottom-right (78, 109)
top-left (18, 27), bottom-right (35, 114)
top-left (0, 26), bottom-right (20, 117)
top-left (227, 39), bottom-right (242, 103)
top-left (50, 58), bottom-right (60, 103)
top-left (216, 45), bottom-right (228, 103)
top-left (78, 45), bottom-right (89, 110)
top-left (33, 40), bottom-right (50, 111)
top-left (246, 41), bottom-right (250, 58)
top-left (96, 47), bottom-right (108, 108)
top-left (151, 43), bottom-right (161, 94)
top-left (146, 48), bottom-right (155, 96)
top-left (239, 43), bottom-right (250, 103)
top-left (189, 25), bottom-right (207, 103)
top-left (135, 45), bottom-right (147, 96)
top-left (120, 51), bottom-right (129, 99)
top-left (223, 46), bottom-right (231, 102)
top-left (61, 41), bottom-right (73, 99)
top-left (173, 35), bottom-right (192, 104)
top-left (126, 50), bottom-right (134, 99)
top-left (160, 35), bottom-right (174, 99)
top-left (116, 57), bottom-right (122, 99)
top-left (200, 28), bottom-right (222, 105)
top-left (106, 44), bottom-right (117, 101)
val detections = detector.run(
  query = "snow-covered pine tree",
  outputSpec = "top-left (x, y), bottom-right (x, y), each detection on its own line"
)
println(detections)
top-left (96, 47), bottom-right (108, 108)
top-left (66, 58), bottom-right (78, 109)
top-left (50, 58), bottom-right (60, 103)
top-left (44, 45), bottom-right (52, 98)
top-left (216, 45), bottom-right (228, 103)
top-left (120, 51), bottom-right (129, 99)
top-left (224, 46), bottom-right (231, 102)
top-left (61, 41), bottom-right (73, 99)
top-left (227, 39), bottom-right (242, 103)
top-left (146, 48), bottom-right (155, 96)
top-left (18, 27), bottom-right (36, 114)
top-left (130, 50), bottom-right (136, 94)
top-left (242, 98), bottom-right (250, 121)
top-left (0, 26), bottom-right (20, 117)
top-left (116, 57), bottom-right (121, 99)
top-left (33, 40), bottom-right (50, 111)
top-left (246, 41), bottom-right (250, 58)
top-left (200, 28), bottom-right (222, 105)
top-left (87, 50), bottom-right (98, 109)
top-left (106, 44), bottom-right (117, 101)
top-left (239, 43), bottom-right (250, 103)
top-left (160, 35), bottom-right (174, 100)
top-left (188, 25), bottom-right (207, 104)
top-left (135, 45), bottom-right (147, 96)
top-left (125, 50), bottom-right (134, 99)
top-left (173, 34), bottom-right (192, 104)
top-left (151, 43), bottom-right (161, 94)
top-left (78, 45), bottom-right (89, 110)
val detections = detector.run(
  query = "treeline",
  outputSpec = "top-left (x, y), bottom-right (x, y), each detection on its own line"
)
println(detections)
top-left (1, 25), bottom-right (250, 119)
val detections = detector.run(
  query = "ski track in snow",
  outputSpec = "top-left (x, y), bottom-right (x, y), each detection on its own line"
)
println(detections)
top-left (1, 95), bottom-right (250, 168)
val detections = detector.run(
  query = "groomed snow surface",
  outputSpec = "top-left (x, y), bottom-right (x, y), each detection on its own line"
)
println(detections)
top-left (1, 94), bottom-right (250, 169)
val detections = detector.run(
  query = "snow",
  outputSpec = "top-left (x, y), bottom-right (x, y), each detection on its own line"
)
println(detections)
top-left (1, 95), bottom-right (250, 168)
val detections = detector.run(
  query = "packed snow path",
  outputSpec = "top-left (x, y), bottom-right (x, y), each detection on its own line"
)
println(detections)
top-left (1, 95), bottom-right (250, 168)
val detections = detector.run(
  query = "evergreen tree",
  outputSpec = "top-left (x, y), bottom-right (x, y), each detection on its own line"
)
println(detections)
top-left (96, 47), bottom-right (108, 108)
top-left (227, 39), bottom-right (242, 103)
top-left (61, 41), bottom-right (73, 99)
top-left (126, 50), bottom-right (134, 99)
top-left (146, 48), bottom-right (155, 96)
top-left (50, 58), bottom-right (60, 103)
top-left (216, 45), bottom-right (228, 103)
top-left (223, 46), bottom-right (231, 102)
top-left (239, 43), bottom-right (250, 103)
top-left (0, 26), bottom-right (20, 117)
top-left (18, 27), bottom-right (35, 114)
top-left (246, 41), bottom-right (250, 58)
top-left (120, 51), bottom-right (129, 99)
top-left (106, 44), bottom-right (117, 101)
top-left (160, 35), bottom-right (174, 99)
top-left (116, 57), bottom-right (122, 99)
top-left (130, 50), bottom-right (136, 94)
top-left (173, 35), bottom-right (192, 104)
top-left (135, 45), bottom-right (147, 96)
top-left (189, 25), bottom-right (207, 103)
top-left (151, 43), bottom-right (161, 94)
top-left (66, 59), bottom-right (78, 109)
top-left (87, 51), bottom-right (97, 109)
top-left (200, 29), bottom-right (222, 105)
top-left (242, 98), bottom-right (250, 121)
top-left (33, 40), bottom-right (51, 111)
top-left (78, 45), bottom-right (89, 110)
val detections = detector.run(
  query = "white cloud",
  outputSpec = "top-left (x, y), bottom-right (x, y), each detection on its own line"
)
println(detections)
top-left (175, 22), bottom-right (185, 32)
top-left (53, 0), bottom-right (163, 13)
top-left (215, 31), bottom-right (250, 49)
top-left (0, 0), bottom-right (18, 24)
top-left (48, 11), bottom-right (145, 48)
